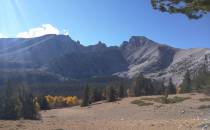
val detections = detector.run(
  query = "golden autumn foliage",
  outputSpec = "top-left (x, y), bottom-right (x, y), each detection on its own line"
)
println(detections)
top-left (45, 95), bottom-right (79, 108)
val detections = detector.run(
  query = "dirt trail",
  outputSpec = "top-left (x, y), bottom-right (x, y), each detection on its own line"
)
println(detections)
top-left (0, 93), bottom-right (210, 130)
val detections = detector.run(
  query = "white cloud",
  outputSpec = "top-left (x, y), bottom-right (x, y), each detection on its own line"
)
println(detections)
top-left (63, 29), bottom-right (69, 35)
top-left (16, 24), bottom-right (69, 38)
top-left (0, 33), bottom-right (8, 38)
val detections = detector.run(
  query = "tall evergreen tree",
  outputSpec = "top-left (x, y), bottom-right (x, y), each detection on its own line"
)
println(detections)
top-left (22, 94), bottom-right (40, 120)
top-left (91, 88), bottom-right (102, 102)
top-left (191, 64), bottom-right (210, 93)
top-left (132, 74), bottom-right (145, 96)
top-left (181, 70), bottom-right (192, 93)
top-left (132, 74), bottom-right (154, 96)
top-left (81, 85), bottom-right (90, 107)
top-left (163, 84), bottom-right (169, 104)
top-left (0, 82), bottom-right (23, 120)
top-left (107, 86), bottom-right (116, 102)
top-left (17, 86), bottom-right (40, 120)
top-left (118, 83), bottom-right (125, 98)
top-left (168, 78), bottom-right (176, 94)
top-left (38, 96), bottom-right (50, 110)
top-left (145, 79), bottom-right (154, 95)
top-left (0, 82), bottom-right (40, 120)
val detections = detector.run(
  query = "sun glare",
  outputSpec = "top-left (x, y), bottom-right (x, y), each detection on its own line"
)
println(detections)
top-left (0, 0), bottom-right (25, 36)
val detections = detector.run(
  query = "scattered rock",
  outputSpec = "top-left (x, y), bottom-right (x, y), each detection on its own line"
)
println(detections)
top-left (181, 110), bottom-right (185, 114)
top-left (202, 124), bottom-right (209, 130)
top-left (199, 123), bottom-right (210, 130)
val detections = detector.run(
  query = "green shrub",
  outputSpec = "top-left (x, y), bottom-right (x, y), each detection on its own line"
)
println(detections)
top-left (141, 96), bottom-right (190, 104)
top-left (166, 96), bottom-right (191, 104)
top-left (131, 100), bottom-right (153, 106)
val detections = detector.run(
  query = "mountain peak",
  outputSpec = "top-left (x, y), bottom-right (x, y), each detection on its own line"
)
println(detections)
top-left (96, 41), bottom-right (107, 47)
top-left (129, 36), bottom-right (153, 44)
top-left (120, 36), bottom-right (156, 49)
top-left (87, 41), bottom-right (107, 51)
top-left (129, 36), bottom-right (148, 40)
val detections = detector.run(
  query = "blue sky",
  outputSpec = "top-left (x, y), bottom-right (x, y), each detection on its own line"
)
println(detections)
top-left (0, 0), bottom-right (210, 48)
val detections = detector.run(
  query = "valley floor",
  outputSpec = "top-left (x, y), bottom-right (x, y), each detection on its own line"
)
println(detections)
top-left (0, 93), bottom-right (210, 130)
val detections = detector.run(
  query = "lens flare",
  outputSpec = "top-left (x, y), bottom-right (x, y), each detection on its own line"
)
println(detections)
top-left (0, 0), bottom-right (25, 35)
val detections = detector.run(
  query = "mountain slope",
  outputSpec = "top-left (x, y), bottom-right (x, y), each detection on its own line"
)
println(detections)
top-left (47, 46), bottom-right (128, 79)
top-left (0, 34), bottom-right (84, 68)
top-left (118, 36), bottom-right (178, 78)
top-left (0, 34), bottom-right (209, 85)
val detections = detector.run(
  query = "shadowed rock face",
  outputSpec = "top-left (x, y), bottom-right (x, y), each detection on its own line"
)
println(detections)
top-left (47, 47), bottom-right (128, 79)
top-left (0, 34), bottom-right (209, 84)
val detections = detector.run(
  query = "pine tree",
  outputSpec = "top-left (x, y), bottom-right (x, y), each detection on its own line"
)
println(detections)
top-left (3, 95), bottom-right (23, 120)
top-left (107, 86), bottom-right (116, 102)
top-left (193, 64), bottom-right (209, 91)
top-left (18, 86), bottom-right (40, 120)
top-left (132, 74), bottom-right (154, 96)
top-left (0, 82), bottom-right (23, 120)
top-left (91, 88), bottom-right (102, 102)
top-left (145, 79), bottom-right (154, 95)
top-left (22, 94), bottom-right (40, 120)
top-left (118, 83), bottom-right (125, 98)
top-left (81, 85), bottom-right (90, 107)
top-left (132, 74), bottom-right (145, 96)
top-left (0, 82), bottom-right (40, 120)
top-left (102, 87), bottom-right (107, 100)
top-left (168, 78), bottom-right (176, 94)
top-left (163, 84), bottom-right (169, 104)
top-left (181, 70), bottom-right (192, 93)
top-left (38, 96), bottom-right (50, 110)
top-left (151, 0), bottom-right (210, 19)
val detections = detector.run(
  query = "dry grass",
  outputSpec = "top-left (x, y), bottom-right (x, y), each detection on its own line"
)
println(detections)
top-left (199, 97), bottom-right (210, 102)
top-left (198, 105), bottom-right (210, 109)
top-left (166, 96), bottom-right (191, 104)
top-left (141, 96), bottom-right (191, 104)
top-left (141, 97), bottom-right (162, 102)
top-left (131, 100), bottom-right (154, 106)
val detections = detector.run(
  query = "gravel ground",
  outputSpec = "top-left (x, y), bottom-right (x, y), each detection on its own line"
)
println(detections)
top-left (0, 93), bottom-right (210, 130)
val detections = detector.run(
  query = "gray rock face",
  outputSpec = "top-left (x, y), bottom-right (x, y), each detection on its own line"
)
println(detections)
top-left (119, 36), bottom-right (178, 77)
top-left (117, 36), bottom-right (210, 85)
top-left (0, 34), bottom-right (209, 84)
top-left (47, 46), bottom-right (128, 79)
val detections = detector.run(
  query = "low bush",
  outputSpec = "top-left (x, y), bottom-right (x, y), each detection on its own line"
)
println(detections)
top-left (166, 96), bottom-right (191, 104)
top-left (198, 105), bottom-right (210, 109)
top-left (131, 100), bottom-right (154, 106)
top-left (199, 98), bottom-right (210, 102)
top-left (141, 96), bottom-right (190, 104)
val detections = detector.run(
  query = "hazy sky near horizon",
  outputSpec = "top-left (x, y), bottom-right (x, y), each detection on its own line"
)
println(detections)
top-left (0, 0), bottom-right (210, 48)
